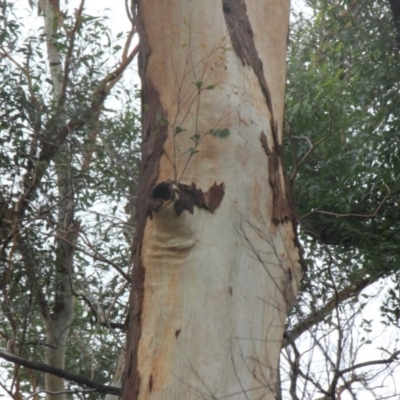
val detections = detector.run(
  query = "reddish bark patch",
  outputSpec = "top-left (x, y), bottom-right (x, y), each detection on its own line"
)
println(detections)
top-left (222, 0), bottom-right (275, 125)
top-left (204, 182), bottom-right (226, 212)
top-left (223, 1), bottom-right (306, 271)
top-left (223, 0), bottom-right (293, 225)
top-left (148, 181), bottom-right (225, 216)
top-left (122, 4), bottom-right (168, 398)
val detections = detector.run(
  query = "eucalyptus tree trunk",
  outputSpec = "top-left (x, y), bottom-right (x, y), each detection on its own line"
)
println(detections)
top-left (39, 1), bottom-right (75, 399)
top-left (123, 1), bottom-right (303, 399)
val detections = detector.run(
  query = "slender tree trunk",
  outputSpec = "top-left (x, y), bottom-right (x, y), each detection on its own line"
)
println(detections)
top-left (39, 2), bottom-right (74, 399)
top-left (104, 350), bottom-right (125, 400)
top-left (43, 159), bottom-right (75, 400)
top-left (44, 298), bottom-right (73, 400)
top-left (123, 1), bottom-right (303, 399)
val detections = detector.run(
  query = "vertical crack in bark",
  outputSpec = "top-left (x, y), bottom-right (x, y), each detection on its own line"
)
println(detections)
top-left (260, 131), bottom-right (292, 223)
top-left (223, 0), bottom-right (291, 224)
top-left (122, 3), bottom-right (168, 398)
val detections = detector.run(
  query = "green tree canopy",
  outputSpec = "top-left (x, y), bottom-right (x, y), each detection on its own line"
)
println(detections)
top-left (282, 1), bottom-right (400, 398)
top-left (286, 0), bottom-right (400, 311)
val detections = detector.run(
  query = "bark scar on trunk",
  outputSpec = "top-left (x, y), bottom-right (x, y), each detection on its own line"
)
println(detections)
top-left (148, 181), bottom-right (225, 217)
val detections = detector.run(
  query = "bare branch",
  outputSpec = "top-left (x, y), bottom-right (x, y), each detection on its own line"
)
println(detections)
top-left (283, 277), bottom-right (372, 347)
top-left (339, 350), bottom-right (400, 375)
top-left (0, 350), bottom-right (120, 396)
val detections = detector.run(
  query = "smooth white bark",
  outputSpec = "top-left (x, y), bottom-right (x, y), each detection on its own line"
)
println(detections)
top-left (39, 0), bottom-right (63, 100)
top-left (124, 1), bottom-right (303, 399)
top-left (40, 2), bottom-right (73, 399)
top-left (105, 350), bottom-right (125, 400)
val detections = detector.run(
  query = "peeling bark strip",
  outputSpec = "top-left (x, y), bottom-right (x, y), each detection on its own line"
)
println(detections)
top-left (260, 131), bottom-right (292, 223)
top-left (223, 0), bottom-right (292, 224)
top-left (222, 0), bottom-right (275, 123)
top-left (122, 5), bottom-right (168, 398)
top-left (148, 181), bottom-right (225, 216)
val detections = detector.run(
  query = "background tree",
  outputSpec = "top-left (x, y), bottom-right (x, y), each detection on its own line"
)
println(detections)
top-left (0, 1), bottom-right (139, 398)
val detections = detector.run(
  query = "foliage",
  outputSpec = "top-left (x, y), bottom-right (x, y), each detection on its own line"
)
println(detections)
top-left (286, 0), bottom-right (400, 310)
top-left (0, 1), bottom-right (139, 398)
top-left (161, 37), bottom-right (232, 183)
top-left (281, 0), bottom-right (400, 398)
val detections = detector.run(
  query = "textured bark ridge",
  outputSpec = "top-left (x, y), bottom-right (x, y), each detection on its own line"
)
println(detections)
top-left (126, 178), bottom-right (224, 397)
top-left (223, 0), bottom-right (293, 224)
top-left (123, 11), bottom-right (168, 398)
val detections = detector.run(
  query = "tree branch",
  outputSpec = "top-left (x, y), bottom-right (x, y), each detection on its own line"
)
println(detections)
top-left (339, 350), bottom-right (400, 375)
top-left (283, 277), bottom-right (372, 347)
top-left (0, 350), bottom-right (120, 396)
top-left (0, 41), bottom-right (139, 261)
top-left (58, 0), bottom-right (85, 108)
top-left (25, 389), bottom-right (97, 400)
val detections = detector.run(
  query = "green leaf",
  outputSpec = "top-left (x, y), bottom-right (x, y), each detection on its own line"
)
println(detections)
top-left (174, 126), bottom-right (186, 135)
top-left (190, 134), bottom-right (200, 142)
top-left (182, 147), bottom-right (200, 155)
top-left (209, 128), bottom-right (230, 139)
top-left (194, 81), bottom-right (203, 89)
top-left (188, 147), bottom-right (200, 154)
